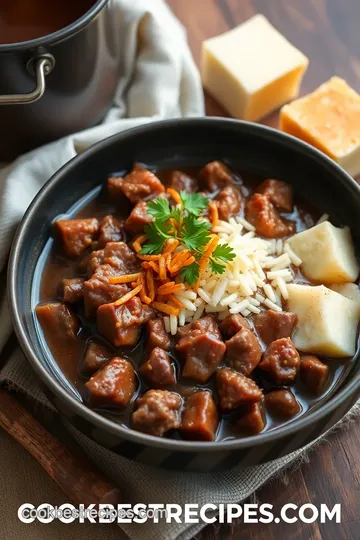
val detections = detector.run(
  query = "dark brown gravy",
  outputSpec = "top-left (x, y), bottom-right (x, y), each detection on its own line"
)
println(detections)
top-left (36, 166), bottom-right (354, 441)
top-left (0, 0), bottom-right (95, 44)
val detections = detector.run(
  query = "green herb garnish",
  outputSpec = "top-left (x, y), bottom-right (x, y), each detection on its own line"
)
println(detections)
top-left (140, 191), bottom-right (235, 285)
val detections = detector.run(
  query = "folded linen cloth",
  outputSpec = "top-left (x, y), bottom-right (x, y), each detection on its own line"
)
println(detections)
top-left (0, 1), bottom-right (358, 540)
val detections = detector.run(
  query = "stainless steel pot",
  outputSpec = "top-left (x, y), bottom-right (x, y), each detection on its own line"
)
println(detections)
top-left (0, 0), bottom-right (121, 161)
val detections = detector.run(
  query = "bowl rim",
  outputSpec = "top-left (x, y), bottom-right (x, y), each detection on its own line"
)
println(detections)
top-left (8, 117), bottom-right (360, 453)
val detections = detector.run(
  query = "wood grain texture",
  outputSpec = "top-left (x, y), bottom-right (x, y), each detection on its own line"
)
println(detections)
top-left (0, 390), bottom-right (122, 507)
top-left (167, 1), bottom-right (360, 538)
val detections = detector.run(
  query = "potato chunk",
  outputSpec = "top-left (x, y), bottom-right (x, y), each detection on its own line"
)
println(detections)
top-left (287, 221), bottom-right (359, 284)
top-left (287, 284), bottom-right (359, 357)
top-left (329, 283), bottom-right (360, 312)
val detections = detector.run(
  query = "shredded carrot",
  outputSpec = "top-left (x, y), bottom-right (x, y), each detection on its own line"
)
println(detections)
top-left (152, 302), bottom-right (180, 316)
top-left (141, 260), bottom-right (160, 274)
top-left (163, 238), bottom-right (179, 254)
top-left (137, 253), bottom-right (162, 261)
top-left (131, 281), bottom-right (138, 288)
top-left (159, 255), bottom-right (167, 281)
top-left (146, 270), bottom-right (155, 301)
top-left (209, 201), bottom-right (219, 226)
top-left (181, 255), bottom-right (195, 267)
top-left (157, 282), bottom-right (185, 295)
top-left (165, 253), bottom-right (172, 272)
top-left (166, 188), bottom-right (182, 204)
top-left (168, 294), bottom-right (183, 309)
top-left (108, 272), bottom-right (142, 284)
top-left (171, 248), bottom-right (190, 266)
top-left (139, 288), bottom-right (152, 304)
top-left (203, 235), bottom-right (219, 258)
top-left (114, 284), bottom-right (142, 306)
top-left (133, 235), bottom-right (147, 253)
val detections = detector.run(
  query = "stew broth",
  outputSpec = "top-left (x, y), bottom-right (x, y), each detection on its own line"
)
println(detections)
top-left (0, 0), bottom-right (95, 44)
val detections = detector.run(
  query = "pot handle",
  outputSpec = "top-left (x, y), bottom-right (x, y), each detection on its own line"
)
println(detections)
top-left (0, 54), bottom-right (55, 105)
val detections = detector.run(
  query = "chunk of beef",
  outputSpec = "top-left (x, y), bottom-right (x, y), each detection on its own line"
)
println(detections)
top-left (176, 315), bottom-right (221, 341)
top-left (219, 314), bottom-right (250, 339)
top-left (56, 218), bottom-right (99, 258)
top-left (215, 185), bottom-right (241, 221)
top-left (259, 338), bottom-right (300, 384)
top-left (300, 355), bottom-right (329, 395)
top-left (234, 403), bottom-right (266, 435)
top-left (139, 347), bottom-right (176, 387)
top-left (84, 242), bottom-right (141, 316)
top-left (87, 242), bottom-right (140, 277)
top-left (86, 357), bottom-right (136, 408)
top-left (265, 389), bottom-right (301, 419)
top-left (245, 193), bottom-right (295, 238)
top-left (81, 341), bottom-right (113, 375)
top-left (180, 391), bottom-right (218, 441)
top-left (225, 327), bottom-right (262, 376)
top-left (84, 272), bottom-right (129, 318)
top-left (257, 179), bottom-right (293, 212)
top-left (168, 170), bottom-right (195, 193)
top-left (108, 164), bottom-right (165, 204)
top-left (98, 215), bottom-right (124, 248)
top-left (178, 335), bottom-right (226, 383)
top-left (254, 310), bottom-right (297, 345)
top-left (36, 302), bottom-right (79, 341)
top-left (59, 278), bottom-right (85, 304)
top-left (176, 316), bottom-right (225, 383)
top-left (97, 296), bottom-right (154, 347)
top-left (199, 161), bottom-right (233, 192)
top-left (217, 368), bottom-right (263, 410)
top-left (124, 201), bottom-right (153, 236)
top-left (132, 390), bottom-right (182, 436)
top-left (147, 318), bottom-right (172, 353)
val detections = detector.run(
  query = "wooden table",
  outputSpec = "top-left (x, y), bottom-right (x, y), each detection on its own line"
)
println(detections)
top-left (166, 1), bottom-right (360, 539)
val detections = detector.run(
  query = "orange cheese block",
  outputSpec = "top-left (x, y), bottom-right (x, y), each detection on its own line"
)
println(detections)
top-left (280, 77), bottom-right (360, 176)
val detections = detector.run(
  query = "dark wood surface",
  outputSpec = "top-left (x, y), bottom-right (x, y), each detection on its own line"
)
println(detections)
top-left (0, 389), bottom-right (122, 507)
top-left (166, 1), bottom-right (360, 539)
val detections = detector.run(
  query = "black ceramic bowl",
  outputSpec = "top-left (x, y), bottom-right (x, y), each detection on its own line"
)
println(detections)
top-left (8, 118), bottom-right (360, 472)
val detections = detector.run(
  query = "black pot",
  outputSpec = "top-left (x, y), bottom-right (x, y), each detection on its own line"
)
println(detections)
top-left (0, 0), bottom-right (120, 161)
top-left (8, 118), bottom-right (360, 472)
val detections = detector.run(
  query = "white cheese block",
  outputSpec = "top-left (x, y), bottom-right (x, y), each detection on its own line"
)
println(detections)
top-left (287, 221), bottom-right (359, 284)
top-left (201, 14), bottom-right (309, 122)
top-left (287, 284), bottom-right (359, 357)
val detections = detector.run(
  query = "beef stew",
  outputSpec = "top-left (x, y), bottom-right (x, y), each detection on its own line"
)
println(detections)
top-left (35, 162), bottom-right (360, 442)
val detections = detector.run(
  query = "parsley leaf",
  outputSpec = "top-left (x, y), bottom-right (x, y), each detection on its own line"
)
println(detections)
top-left (180, 261), bottom-right (200, 285)
top-left (180, 191), bottom-right (209, 216)
top-left (181, 214), bottom-right (211, 252)
top-left (212, 243), bottom-right (236, 263)
top-left (139, 222), bottom-right (171, 254)
top-left (209, 258), bottom-right (226, 274)
top-left (147, 197), bottom-right (172, 221)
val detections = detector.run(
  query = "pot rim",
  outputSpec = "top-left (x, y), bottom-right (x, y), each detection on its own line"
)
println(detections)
top-left (0, 0), bottom-right (109, 53)
top-left (8, 117), bottom-right (360, 453)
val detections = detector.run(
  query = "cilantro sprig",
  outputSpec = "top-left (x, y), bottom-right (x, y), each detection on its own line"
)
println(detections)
top-left (140, 191), bottom-right (235, 285)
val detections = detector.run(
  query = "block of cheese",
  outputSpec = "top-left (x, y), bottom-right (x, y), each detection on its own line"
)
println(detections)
top-left (287, 221), bottom-right (359, 284)
top-left (201, 14), bottom-right (308, 122)
top-left (287, 284), bottom-right (359, 357)
top-left (280, 77), bottom-right (360, 176)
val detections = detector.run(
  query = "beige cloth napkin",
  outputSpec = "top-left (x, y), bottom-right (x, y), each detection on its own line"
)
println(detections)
top-left (0, 1), bottom-right (358, 539)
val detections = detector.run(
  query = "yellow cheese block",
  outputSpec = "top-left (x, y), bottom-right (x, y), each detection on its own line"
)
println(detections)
top-left (201, 14), bottom-right (309, 122)
top-left (280, 77), bottom-right (360, 176)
